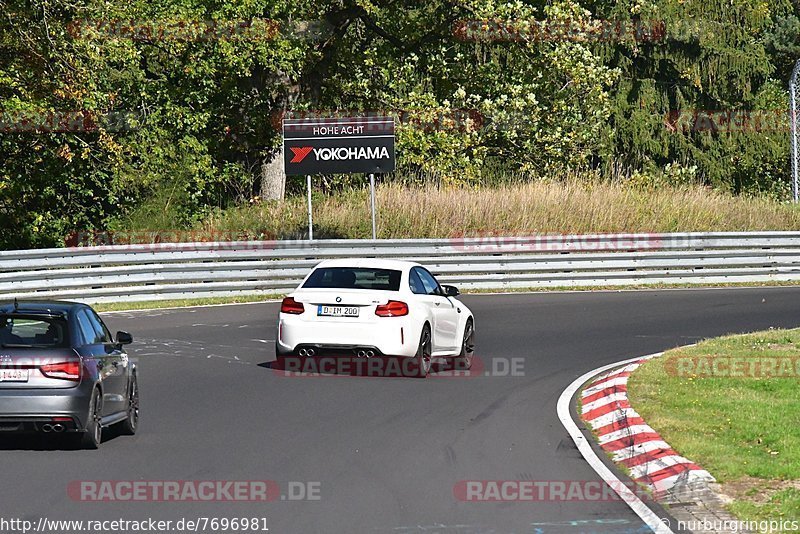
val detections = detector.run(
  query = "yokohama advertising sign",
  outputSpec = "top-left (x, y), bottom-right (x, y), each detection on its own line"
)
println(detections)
top-left (282, 116), bottom-right (395, 175)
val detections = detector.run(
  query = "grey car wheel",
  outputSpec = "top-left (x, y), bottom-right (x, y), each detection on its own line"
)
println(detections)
top-left (119, 374), bottom-right (138, 435)
top-left (80, 388), bottom-right (102, 449)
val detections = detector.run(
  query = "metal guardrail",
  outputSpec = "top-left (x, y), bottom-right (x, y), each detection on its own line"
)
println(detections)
top-left (2, 232), bottom-right (800, 303)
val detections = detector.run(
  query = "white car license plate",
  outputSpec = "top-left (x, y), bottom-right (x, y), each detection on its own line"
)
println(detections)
top-left (0, 369), bottom-right (28, 382)
top-left (317, 305), bottom-right (359, 317)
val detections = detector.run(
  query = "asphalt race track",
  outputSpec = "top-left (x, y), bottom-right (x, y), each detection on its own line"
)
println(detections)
top-left (2, 287), bottom-right (800, 534)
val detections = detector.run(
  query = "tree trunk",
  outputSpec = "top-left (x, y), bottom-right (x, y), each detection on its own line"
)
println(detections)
top-left (260, 145), bottom-right (285, 200)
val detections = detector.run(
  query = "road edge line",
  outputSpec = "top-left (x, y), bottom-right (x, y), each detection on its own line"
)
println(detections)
top-left (99, 298), bottom-right (282, 315)
top-left (557, 353), bottom-right (674, 534)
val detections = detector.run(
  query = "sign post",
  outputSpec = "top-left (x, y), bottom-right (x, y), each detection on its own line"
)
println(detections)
top-left (369, 174), bottom-right (377, 239)
top-left (791, 60), bottom-right (800, 203)
top-left (306, 175), bottom-right (313, 240)
top-left (283, 116), bottom-right (396, 239)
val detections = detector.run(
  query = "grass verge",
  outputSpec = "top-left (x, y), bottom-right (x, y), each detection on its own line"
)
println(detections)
top-left (464, 280), bottom-right (800, 293)
top-left (197, 181), bottom-right (800, 239)
top-left (94, 294), bottom-right (281, 312)
top-left (628, 329), bottom-right (800, 522)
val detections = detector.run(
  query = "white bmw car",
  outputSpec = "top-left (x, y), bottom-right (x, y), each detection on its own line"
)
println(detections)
top-left (276, 259), bottom-right (475, 376)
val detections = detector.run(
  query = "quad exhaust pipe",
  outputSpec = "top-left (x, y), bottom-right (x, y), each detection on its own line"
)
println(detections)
top-left (299, 347), bottom-right (377, 357)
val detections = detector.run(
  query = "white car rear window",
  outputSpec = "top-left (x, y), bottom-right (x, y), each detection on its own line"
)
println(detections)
top-left (303, 267), bottom-right (401, 291)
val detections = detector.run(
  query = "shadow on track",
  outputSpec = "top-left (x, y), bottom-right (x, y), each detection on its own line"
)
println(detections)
top-left (258, 356), bottom-right (475, 378)
top-left (0, 426), bottom-right (125, 450)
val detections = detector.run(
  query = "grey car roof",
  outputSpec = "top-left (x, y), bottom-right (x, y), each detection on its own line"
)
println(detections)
top-left (0, 300), bottom-right (85, 315)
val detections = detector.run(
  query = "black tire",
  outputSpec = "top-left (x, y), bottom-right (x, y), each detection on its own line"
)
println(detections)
top-left (118, 373), bottom-right (138, 436)
top-left (80, 388), bottom-right (102, 449)
top-left (411, 324), bottom-right (432, 378)
top-left (454, 318), bottom-right (475, 371)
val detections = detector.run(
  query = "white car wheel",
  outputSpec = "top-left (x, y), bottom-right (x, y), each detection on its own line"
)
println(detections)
top-left (413, 324), bottom-right (432, 378)
top-left (455, 318), bottom-right (475, 371)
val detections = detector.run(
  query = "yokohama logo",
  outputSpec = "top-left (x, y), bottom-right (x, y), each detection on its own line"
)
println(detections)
top-left (289, 146), bottom-right (313, 163)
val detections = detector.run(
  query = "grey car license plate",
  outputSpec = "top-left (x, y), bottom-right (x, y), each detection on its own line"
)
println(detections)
top-left (0, 369), bottom-right (29, 382)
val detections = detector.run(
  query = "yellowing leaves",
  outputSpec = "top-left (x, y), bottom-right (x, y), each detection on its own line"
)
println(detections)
top-left (57, 144), bottom-right (74, 162)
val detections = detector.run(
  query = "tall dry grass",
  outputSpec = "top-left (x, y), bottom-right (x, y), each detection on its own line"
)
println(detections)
top-left (198, 180), bottom-right (800, 239)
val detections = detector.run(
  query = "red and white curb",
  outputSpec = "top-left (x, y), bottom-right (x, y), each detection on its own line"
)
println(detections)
top-left (580, 355), bottom-right (715, 497)
top-left (558, 355), bottom-right (673, 534)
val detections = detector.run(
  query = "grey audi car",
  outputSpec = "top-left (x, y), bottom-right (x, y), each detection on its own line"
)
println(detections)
top-left (0, 300), bottom-right (138, 449)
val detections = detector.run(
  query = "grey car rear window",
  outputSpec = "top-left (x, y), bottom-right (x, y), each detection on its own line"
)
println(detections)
top-left (0, 314), bottom-right (70, 348)
top-left (303, 267), bottom-right (402, 291)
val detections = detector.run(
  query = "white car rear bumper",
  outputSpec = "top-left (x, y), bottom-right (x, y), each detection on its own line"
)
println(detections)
top-left (277, 314), bottom-right (419, 357)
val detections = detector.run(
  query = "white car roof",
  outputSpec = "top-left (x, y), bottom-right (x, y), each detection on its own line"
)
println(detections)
top-left (313, 258), bottom-right (422, 271)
